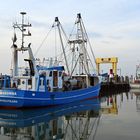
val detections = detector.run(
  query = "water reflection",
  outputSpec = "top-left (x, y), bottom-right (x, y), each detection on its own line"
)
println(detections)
top-left (130, 89), bottom-right (140, 112)
top-left (0, 91), bottom-right (139, 140)
top-left (0, 99), bottom-right (100, 140)
top-left (101, 95), bottom-right (118, 115)
top-left (100, 90), bottom-right (133, 115)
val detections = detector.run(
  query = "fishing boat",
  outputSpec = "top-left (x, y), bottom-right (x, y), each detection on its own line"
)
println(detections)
top-left (0, 12), bottom-right (101, 108)
top-left (130, 65), bottom-right (140, 89)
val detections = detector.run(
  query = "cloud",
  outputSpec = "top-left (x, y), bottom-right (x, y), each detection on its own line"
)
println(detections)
top-left (0, 0), bottom-right (140, 76)
top-left (100, 41), bottom-right (111, 44)
top-left (89, 32), bottom-right (103, 38)
top-left (108, 35), bottom-right (123, 40)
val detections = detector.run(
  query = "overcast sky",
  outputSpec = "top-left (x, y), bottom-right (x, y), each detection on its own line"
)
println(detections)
top-left (0, 0), bottom-right (140, 76)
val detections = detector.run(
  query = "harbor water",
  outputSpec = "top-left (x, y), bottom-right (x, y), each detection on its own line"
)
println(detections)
top-left (0, 89), bottom-right (140, 140)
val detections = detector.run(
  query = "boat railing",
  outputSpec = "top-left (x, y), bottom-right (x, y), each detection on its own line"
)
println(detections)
top-left (0, 75), bottom-right (11, 89)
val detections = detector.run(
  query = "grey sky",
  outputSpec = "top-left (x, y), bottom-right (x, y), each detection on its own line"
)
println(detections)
top-left (0, 0), bottom-right (140, 76)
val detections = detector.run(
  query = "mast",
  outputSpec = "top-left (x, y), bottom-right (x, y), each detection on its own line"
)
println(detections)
top-left (13, 12), bottom-right (31, 49)
top-left (54, 17), bottom-right (70, 75)
top-left (11, 12), bottom-right (35, 78)
top-left (77, 13), bottom-right (89, 74)
top-left (68, 13), bottom-right (90, 75)
top-left (11, 38), bottom-right (18, 77)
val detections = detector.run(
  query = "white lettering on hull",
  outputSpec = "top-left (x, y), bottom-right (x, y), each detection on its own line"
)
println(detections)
top-left (0, 99), bottom-right (18, 103)
top-left (0, 92), bottom-right (17, 96)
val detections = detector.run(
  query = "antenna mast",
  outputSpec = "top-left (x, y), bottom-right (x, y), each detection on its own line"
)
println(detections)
top-left (13, 12), bottom-right (31, 49)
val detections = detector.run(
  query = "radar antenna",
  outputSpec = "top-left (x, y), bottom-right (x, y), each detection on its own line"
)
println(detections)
top-left (13, 12), bottom-right (31, 49)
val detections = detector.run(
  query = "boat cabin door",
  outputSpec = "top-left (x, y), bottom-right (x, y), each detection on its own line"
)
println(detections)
top-left (48, 70), bottom-right (63, 91)
top-left (37, 75), bottom-right (47, 92)
top-left (53, 71), bottom-right (58, 90)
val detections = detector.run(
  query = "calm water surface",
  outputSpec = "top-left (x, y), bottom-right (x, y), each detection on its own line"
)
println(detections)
top-left (0, 89), bottom-right (140, 140)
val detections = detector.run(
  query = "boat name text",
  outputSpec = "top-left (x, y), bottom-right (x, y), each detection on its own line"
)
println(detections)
top-left (0, 91), bottom-right (17, 95)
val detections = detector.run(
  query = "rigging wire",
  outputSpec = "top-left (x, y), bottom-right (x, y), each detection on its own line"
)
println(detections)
top-left (54, 24), bottom-right (57, 64)
top-left (81, 19), bottom-right (96, 66)
top-left (79, 17), bottom-right (97, 73)
top-left (68, 121), bottom-right (79, 140)
top-left (92, 114), bottom-right (101, 140)
top-left (34, 27), bottom-right (52, 57)
top-left (55, 21), bottom-right (76, 72)
top-left (79, 16), bottom-right (97, 73)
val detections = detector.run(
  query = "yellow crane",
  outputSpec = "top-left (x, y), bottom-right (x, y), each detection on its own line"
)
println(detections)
top-left (96, 57), bottom-right (118, 76)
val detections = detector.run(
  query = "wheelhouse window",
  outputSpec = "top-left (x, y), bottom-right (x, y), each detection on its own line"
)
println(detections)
top-left (59, 71), bottom-right (62, 77)
top-left (28, 79), bottom-right (32, 85)
top-left (49, 71), bottom-right (52, 77)
top-left (17, 79), bottom-right (21, 85)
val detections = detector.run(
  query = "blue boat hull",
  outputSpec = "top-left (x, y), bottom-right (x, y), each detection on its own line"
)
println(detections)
top-left (0, 83), bottom-right (100, 108)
